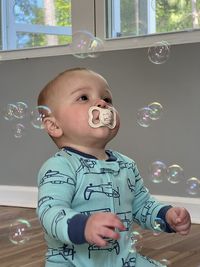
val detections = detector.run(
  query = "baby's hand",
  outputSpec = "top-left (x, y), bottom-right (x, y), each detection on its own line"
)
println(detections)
top-left (166, 207), bottom-right (191, 235)
top-left (84, 212), bottom-right (126, 247)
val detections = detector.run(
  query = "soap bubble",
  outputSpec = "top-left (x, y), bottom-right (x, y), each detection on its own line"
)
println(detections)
top-left (13, 101), bottom-right (28, 119)
top-left (70, 30), bottom-right (95, 59)
top-left (125, 222), bottom-right (143, 253)
top-left (137, 107), bottom-right (152, 127)
top-left (148, 102), bottom-right (163, 120)
top-left (30, 105), bottom-right (51, 129)
top-left (12, 123), bottom-right (26, 138)
top-left (153, 217), bottom-right (166, 236)
top-left (128, 230), bottom-right (143, 253)
top-left (126, 225), bottom-right (143, 253)
top-left (186, 177), bottom-right (199, 195)
top-left (88, 37), bottom-right (104, 58)
top-left (148, 41), bottom-right (170, 64)
top-left (167, 164), bottom-right (184, 184)
top-left (149, 161), bottom-right (167, 183)
top-left (9, 218), bottom-right (31, 245)
top-left (2, 103), bottom-right (18, 121)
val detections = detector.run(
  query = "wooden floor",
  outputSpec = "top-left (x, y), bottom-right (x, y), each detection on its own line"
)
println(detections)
top-left (0, 206), bottom-right (200, 267)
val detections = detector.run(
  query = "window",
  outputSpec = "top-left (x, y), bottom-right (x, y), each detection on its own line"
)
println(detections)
top-left (0, 0), bottom-right (95, 59)
top-left (95, 0), bottom-right (200, 51)
top-left (1, 0), bottom-right (72, 50)
top-left (105, 0), bottom-right (200, 38)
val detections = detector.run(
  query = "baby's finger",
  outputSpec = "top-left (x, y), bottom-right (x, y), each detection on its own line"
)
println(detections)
top-left (100, 227), bottom-right (120, 240)
top-left (174, 222), bottom-right (191, 234)
top-left (105, 215), bottom-right (125, 231)
top-left (177, 208), bottom-right (189, 222)
top-left (92, 235), bottom-right (107, 247)
top-left (179, 229), bottom-right (190, 235)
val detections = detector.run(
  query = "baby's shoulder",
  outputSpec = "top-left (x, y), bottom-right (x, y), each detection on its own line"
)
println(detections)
top-left (38, 150), bottom-right (76, 173)
top-left (111, 149), bottom-right (136, 164)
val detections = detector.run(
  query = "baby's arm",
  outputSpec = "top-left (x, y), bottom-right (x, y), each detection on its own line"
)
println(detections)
top-left (131, 163), bottom-right (168, 230)
top-left (130, 163), bottom-right (191, 234)
top-left (37, 156), bottom-right (81, 244)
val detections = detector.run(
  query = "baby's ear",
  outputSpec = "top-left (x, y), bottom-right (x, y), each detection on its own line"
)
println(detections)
top-left (43, 117), bottom-right (63, 138)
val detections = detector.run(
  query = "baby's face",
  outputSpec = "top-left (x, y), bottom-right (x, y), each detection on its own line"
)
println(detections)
top-left (52, 70), bottom-right (120, 148)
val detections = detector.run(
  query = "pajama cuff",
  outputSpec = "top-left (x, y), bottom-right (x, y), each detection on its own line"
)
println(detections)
top-left (157, 205), bottom-right (176, 233)
top-left (68, 214), bottom-right (90, 244)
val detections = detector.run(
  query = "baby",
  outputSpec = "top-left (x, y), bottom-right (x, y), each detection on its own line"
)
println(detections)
top-left (37, 67), bottom-right (191, 267)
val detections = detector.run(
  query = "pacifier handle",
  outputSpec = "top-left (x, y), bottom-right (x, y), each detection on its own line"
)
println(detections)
top-left (88, 106), bottom-right (116, 129)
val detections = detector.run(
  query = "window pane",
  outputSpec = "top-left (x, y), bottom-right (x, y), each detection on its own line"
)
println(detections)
top-left (1, 0), bottom-right (72, 50)
top-left (16, 32), bottom-right (72, 49)
top-left (14, 0), bottom-right (71, 27)
top-left (156, 0), bottom-right (200, 33)
top-left (106, 0), bottom-right (200, 38)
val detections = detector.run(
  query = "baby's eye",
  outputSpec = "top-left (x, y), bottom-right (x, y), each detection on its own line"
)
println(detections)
top-left (78, 95), bottom-right (88, 101)
top-left (103, 97), bottom-right (112, 104)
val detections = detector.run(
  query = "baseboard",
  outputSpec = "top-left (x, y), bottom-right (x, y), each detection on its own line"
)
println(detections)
top-left (0, 185), bottom-right (37, 208)
top-left (0, 186), bottom-right (199, 223)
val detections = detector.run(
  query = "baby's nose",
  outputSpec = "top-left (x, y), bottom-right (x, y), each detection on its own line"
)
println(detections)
top-left (95, 99), bottom-right (107, 108)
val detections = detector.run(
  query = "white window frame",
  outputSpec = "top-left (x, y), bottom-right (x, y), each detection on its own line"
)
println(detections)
top-left (0, 0), bottom-right (95, 60)
top-left (1, 0), bottom-right (72, 50)
top-left (0, 0), bottom-right (200, 61)
top-left (95, 0), bottom-right (200, 52)
top-left (106, 0), bottom-right (156, 37)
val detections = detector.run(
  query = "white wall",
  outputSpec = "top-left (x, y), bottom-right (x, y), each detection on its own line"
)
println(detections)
top-left (0, 43), bottom-right (200, 201)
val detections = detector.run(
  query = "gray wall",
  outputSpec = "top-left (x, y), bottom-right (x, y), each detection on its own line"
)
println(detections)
top-left (0, 42), bottom-right (200, 198)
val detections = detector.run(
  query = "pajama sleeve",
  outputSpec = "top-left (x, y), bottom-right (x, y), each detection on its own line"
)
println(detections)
top-left (36, 155), bottom-right (89, 245)
top-left (131, 163), bottom-right (171, 231)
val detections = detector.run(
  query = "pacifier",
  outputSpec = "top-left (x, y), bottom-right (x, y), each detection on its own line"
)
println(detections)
top-left (88, 106), bottom-right (117, 129)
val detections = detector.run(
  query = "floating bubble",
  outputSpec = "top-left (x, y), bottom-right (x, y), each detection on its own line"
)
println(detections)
top-left (13, 101), bottom-right (28, 119)
top-left (70, 30), bottom-right (95, 59)
top-left (125, 222), bottom-right (143, 253)
top-left (167, 164), bottom-right (184, 184)
top-left (148, 41), bottom-right (170, 64)
top-left (129, 230), bottom-right (143, 253)
top-left (9, 218), bottom-right (31, 245)
top-left (12, 123), bottom-right (26, 138)
top-left (30, 105), bottom-right (51, 129)
top-left (137, 106), bottom-right (152, 127)
top-left (149, 161), bottom-right (167, 183)
top-left (148, 102), bottom-right (163, 120)
top-left (153, 217), bottom-right (166, 236)
top-left (186, 177), bottom-right (199, 195)
top-left (2, 104), bottom-right (18, 121)
top-left (88, 37), bottom-right (104, 58)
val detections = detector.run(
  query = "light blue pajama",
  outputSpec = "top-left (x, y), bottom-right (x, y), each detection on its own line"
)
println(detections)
top-left (37, 147), bottom-right (168, 267)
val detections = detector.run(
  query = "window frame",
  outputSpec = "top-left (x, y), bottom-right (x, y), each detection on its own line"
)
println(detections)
top-left (95, 0), bottom-right (200, 52)
top-left (0, 0), bottom-right (200, 61)
top-left (0, 0), bottom-right (95, 60)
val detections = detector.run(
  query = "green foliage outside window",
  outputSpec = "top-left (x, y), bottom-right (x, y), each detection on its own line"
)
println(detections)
top-left (156, 0), bottom-right (200, 33)
top-left (14, 0), bottom-right (71, 49)
top-left (120, 0), bottom-right (200, 37)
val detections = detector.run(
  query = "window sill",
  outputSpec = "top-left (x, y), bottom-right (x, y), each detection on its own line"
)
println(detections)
top-left (0, 30), bottom-right (199, 61)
